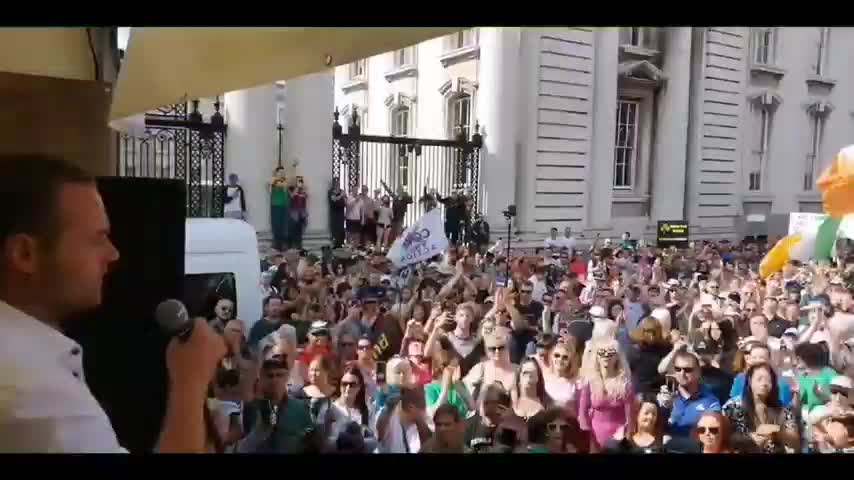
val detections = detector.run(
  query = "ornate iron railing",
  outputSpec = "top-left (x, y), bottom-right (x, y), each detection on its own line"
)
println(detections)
top-left (332, 107), bottom-right (482, 227)
top-left (116, 99), bottom-right (227, 217)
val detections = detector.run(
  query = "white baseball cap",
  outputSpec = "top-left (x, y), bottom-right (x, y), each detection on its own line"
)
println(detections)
top-left (589, 305), bottom-right (607, 319)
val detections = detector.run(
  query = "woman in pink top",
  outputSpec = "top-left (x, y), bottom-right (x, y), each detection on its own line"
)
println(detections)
top-left (577, 338), bottom-right (634, 452)
top-left (544, 338), bottom-right (581, 415)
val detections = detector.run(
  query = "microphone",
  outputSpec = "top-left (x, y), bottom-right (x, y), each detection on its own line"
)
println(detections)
top-left (155, 299), bottom-right (194, 342)
top-left (154, 298), bottom-right (225, 453)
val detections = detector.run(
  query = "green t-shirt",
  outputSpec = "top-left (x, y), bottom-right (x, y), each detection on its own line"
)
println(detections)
top-left (798, 367), bottom-right (837, 412)
top-left (271, 184), bottom-right (290, 207)
top-left (425, 382), bottom-right (470, 418)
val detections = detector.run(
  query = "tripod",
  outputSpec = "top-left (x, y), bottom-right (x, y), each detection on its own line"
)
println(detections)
top-left (504, 215), bottom-right (512, 286)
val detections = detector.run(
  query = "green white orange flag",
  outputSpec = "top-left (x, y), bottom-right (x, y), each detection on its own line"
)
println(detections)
top-left (817, 145), bottom-right (854, 218)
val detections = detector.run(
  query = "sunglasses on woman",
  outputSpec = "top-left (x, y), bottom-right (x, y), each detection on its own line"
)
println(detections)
top-left (597, 348), bottom-right (617, 358)
top-left (488, 345), bottom-right (507, 353)
top-left (696, 426), bottom-right (719, 435)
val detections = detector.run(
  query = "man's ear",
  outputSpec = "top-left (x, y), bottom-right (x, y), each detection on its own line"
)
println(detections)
top-left (3, 234), bottom-right (40, 275)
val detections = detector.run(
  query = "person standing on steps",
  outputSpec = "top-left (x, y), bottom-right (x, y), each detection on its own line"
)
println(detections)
top-left (269, 167), bottom-right (291, 252)
top-left (224, 173), bottom-right (247, 221)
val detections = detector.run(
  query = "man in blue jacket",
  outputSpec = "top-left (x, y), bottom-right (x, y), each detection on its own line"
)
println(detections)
top-left (663, 351), bottom-right (722, 439)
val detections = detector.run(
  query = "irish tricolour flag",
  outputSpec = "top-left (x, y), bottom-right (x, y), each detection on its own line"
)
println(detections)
top-left (760, 145), bottom-right (854, 278)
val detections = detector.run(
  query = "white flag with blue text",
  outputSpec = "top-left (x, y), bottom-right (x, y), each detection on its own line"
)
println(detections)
top-left (387, 209), bottom-right (449, 268)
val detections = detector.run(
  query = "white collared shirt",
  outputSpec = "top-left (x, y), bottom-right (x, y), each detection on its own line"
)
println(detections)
top-left (0, 300), bottom-right (126, 453)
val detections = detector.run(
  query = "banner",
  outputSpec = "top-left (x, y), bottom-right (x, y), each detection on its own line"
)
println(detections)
top-left (788, 212), bottom-right (828, 236)
top-left (657, 220), bottom-right (689, 249)
top-left (387, 209), bottom-right (449, 268)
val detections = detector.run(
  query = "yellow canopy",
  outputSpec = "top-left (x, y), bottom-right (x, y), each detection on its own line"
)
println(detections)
top-left (109, 27), bottom-right (460, 127)
top-left (0, 28), bottom-right (97, 81)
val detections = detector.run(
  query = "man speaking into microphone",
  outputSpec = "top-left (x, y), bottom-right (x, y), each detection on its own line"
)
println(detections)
top-left (0, 155), bottom-right (226, 453)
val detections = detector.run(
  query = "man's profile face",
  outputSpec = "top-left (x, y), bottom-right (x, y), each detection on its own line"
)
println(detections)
top-left (41, 183), bottom-right (119, 314)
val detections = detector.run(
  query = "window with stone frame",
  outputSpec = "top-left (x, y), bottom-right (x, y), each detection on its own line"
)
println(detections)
top-left (749, 104), bottom-right (769, 191)
top-left (446, 29), bottom-right (477, 51)
top-left (813, 27), bottom-right (831, 76)
top-left (613, 97), bottom-right (641, 190)
top-left (804, 113), bottom-right (824, 191)
top-left (393, 47), bottom-right (414, 68)
top-left (391, 106), bottom-right (410, 137)
top-left (619, 27), bottom-right (657, 50)
top-left (449, 94), bottom-right (472, 140)
top-left (752, 27), bottom-right (777, 65)
top-left (348, 60), bottom-right (366, 80)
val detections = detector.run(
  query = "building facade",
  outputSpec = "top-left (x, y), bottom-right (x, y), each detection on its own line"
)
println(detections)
top-left (332, 27), bottom-right (853, 242)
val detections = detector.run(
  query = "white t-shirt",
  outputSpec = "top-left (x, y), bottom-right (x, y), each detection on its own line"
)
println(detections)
top-left (529, 275), bottom-right (548, 303)
top-left (376, 206), bottom-right (393, 226)
top-left (545, 374), bottom-right (578, 409)
top-left (545, 236), bottom-right (576, 252)
top-left (346, 197), bottom-right (363, 221)
top-left (224, 186), bottom-right (243, 214)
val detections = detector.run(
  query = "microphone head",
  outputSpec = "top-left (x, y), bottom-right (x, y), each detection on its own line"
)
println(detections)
top-left (155, 299), bottom-right (190, 336)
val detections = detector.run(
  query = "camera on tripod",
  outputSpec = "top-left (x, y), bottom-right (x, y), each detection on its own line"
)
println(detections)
top-left (502, 205), bottom-right (516, 220)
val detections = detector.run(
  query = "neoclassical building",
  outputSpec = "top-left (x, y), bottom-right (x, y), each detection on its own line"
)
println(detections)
top-left (332, 27), bottom-right (852, 242)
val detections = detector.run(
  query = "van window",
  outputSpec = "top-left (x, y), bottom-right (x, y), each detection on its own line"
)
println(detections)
top-left (185, 272), bottom-right (237, 320)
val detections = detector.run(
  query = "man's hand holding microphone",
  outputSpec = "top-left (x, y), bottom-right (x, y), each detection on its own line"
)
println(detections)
top-left (155, 300), bottom-right (227, 453)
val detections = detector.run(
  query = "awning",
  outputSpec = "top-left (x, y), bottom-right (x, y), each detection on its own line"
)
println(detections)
top-left (109, 27), bottom-right (461, 130)
top-left (0, 28), bottom-right (97, 81)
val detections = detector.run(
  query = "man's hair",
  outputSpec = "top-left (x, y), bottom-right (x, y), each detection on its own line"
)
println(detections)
top-left (527, 408), bottom-right (564, 444)
top-left (263, 295), bottom-right (283, 309)
top-left (433, 403), bottom-right (461, 424)
top-left (0, 155), bottom-right (94, 247)
top-left (794, 342), bottom-right (826, 369)
top-left (673, 350), bottom-right (701, 369)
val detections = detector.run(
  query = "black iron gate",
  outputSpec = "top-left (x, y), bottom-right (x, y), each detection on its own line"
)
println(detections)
top-left (116, 99), bottom-right (227, 217)
top-left (332, 107), bottom-right (482, 227)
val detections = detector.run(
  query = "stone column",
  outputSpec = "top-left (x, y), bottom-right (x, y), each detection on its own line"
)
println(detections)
top-left (588, 28), bottom-right (619, 230)
top-left (282, 71), bottom-right (335, 245)
top-left (650, 27), bottom-right (693, 223)
top-left (478, 27), bottom-right (521, 230)
top-left (224, 84), bottom-right (278, 234)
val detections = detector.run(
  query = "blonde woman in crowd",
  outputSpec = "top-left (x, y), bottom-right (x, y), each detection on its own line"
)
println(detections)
top-left (543, 337), bottom-right (581, 413)
top-left (577, 338), bottom-right (634, 452)
top-left (464, 327), bottom-right (518, 406)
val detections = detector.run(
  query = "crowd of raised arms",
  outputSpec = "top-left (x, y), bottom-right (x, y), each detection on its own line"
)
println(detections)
top-left (206, 230), bottom-right (854, 454)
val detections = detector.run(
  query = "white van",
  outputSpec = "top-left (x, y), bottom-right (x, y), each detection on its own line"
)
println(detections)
top-left (184, 218), bottom-right (262, 331)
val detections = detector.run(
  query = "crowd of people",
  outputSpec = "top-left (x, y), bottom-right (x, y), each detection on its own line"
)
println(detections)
top-left (208, 200), bottom-right (854, 453)
top-left (329, 180), bottom-right (488, 254)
